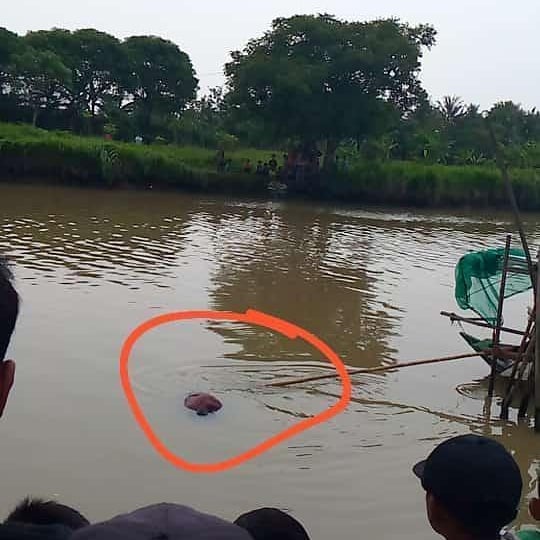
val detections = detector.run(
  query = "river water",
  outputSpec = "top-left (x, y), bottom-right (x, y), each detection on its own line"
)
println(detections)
top-left (0, 183), bottom-right (538, 539)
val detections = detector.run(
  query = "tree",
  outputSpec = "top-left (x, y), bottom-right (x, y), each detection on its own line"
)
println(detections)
top-left (25, 28), bottom-right (125, 130)
top-left (224, 14), bottom-right (436, 170)
top-left (437, 95), bottom-right (466, 124)
top-left (122, 36), bottom-right (198, 137)
top-left (488, 101), bottom-right (529, 146)
top-left (0, 27), bottom-right (21, 93)
top-left (70, 29), bottom-right (125, 118)
top-left (11, 48), bottom-right (71, 125)
top-left (167, 87), bottom-right (228, 147)
top-left (448, 103), bottom-right (492, 162)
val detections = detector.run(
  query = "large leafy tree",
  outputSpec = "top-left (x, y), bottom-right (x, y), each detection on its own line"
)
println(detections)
top-left (11, 48), bottom-right (71, 125)
top-left (448, 104), bottom-right (491, 163)
top-left (0, 27), bottom-right (21, 93)
top-left (487, 101), bottom-right (530, 146)
top-left (70, 29), bottom-right (125, 118)
top-left (23, 29), bottom-right (75, 104)
top-left (225, 14), bottom-right (436, 168)
top-left (25, 28), bottom-right (125, 126)
top-left (122, 36), bottom-right (198, 137)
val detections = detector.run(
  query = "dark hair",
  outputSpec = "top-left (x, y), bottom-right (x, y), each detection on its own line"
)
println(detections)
top-left (0, 522), bottom-right (73, 540)
top-left (0, 256), bottom-right (19, 362)
top-left (234, 508), bottom-right (310, 540)
top-left (440, 497), bottom-right (517, 539)
top-left (5, 497), bottom-right (90, 530)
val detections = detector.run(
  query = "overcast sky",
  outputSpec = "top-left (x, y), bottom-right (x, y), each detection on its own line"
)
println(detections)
top-left (3, 0), bottom-right (539, 110)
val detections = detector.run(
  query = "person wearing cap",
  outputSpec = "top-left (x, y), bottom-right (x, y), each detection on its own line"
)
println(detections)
top-left (413, 434), bottom-right (523, 540)
top-left (517, 467), bottom-right (540, 540)
top-left (234, 507), bottom-right (311, 540)
top-left (70, 503), bottom-right (254, 540)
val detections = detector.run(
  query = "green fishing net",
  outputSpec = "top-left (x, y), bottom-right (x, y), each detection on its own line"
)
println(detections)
top-left (454, 247), bottom-right (533, 324)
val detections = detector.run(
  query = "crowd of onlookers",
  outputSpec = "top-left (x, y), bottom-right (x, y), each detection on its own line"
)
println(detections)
top-left (0, 256), bottom-right (539, 540)
top-left (215, 148), bottom-right (351, 183)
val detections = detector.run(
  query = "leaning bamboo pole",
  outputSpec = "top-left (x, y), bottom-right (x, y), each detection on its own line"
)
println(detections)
top-left (440, 311), bottom-right (526, 336)
top-left (531, 254), bottom-right (540, 433)
top-left (265, 352), bottom-right (483, 388)
top-left (489, 235), bottom-right (512, 397)
top-left (500, 315), bottom-right (535, 419)
top-left (485, 120), bottom-right (538, 430)
top-left (487, 120), bottom-right (537, 290)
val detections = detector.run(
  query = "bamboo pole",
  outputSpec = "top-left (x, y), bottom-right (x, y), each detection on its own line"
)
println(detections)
top-left (489, 235), bottom-right (511, 397)
top-left (501, 327), bottom-right (536, 418)
top-left (500, 315), bottom-right (534, 419)
top-left (535, 253), bottom-right (540, 431)
top-left (265, 351), bottom-right (483, 388)
top-left (440, 312), bottom-right (526, 336)
top-left (486, 120), bottom-right (536, 290)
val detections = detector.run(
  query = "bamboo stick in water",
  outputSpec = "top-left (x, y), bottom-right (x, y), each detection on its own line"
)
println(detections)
top-left (265, 351), bottom-right (484, 388)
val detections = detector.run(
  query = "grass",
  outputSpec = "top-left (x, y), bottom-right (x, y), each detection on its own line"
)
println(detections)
top-left (2, 121), bottom-right (540, 209)
top-left (0, 122), bottom-right (270, 195)
top-left (323, 159), bottom-right (540, 209)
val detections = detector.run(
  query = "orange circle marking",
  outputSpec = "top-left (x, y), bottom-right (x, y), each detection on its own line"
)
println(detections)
top-left (120, 309), bottom-right (352, 473)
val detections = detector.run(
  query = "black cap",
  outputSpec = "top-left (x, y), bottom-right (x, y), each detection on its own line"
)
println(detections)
top-left (413, 435), bottom-right (522, 532)
top-left (234, 508), bottom-right (310, 540)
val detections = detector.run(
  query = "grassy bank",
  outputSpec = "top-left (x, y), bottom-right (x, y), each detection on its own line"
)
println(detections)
top-left (328, 161), bottom-right (540, 209)
top-left (0, 122), bottom-right (270, 196)
top-left (2, 122), bottom-right (540, 209)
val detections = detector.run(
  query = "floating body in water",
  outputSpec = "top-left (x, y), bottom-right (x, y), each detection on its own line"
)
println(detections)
top-left (184, 393), bottom-right (222, 416)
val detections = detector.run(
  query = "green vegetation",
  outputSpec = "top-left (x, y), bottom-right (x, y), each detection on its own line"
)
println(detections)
top-left (0, 122), bottom-right (268, 195)
top-left (0, 27), bottom-right (197, 137)
top-left (1, 15), bottom-right (540, 208)
top-left (3, 121), bottom-right (540, 209)
top-left (225, 16), bottom-right (436, 170)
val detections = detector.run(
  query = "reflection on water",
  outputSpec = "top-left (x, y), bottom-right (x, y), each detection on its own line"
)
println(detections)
top-left (208, 207), bottom-right (399, 367)
top-left (0, 183), bottom-right (538, 539)
top-left (0, 185), bottom-right (200, 288)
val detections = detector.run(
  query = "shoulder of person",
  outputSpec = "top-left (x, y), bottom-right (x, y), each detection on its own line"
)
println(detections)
top-left (515, 529), bottom-right (540, 540)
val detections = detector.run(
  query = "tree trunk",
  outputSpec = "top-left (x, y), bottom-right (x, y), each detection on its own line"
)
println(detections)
top-left (323, 138), bottom-right (338, 172)
top-left (31, 108), bottom-right (38, 127)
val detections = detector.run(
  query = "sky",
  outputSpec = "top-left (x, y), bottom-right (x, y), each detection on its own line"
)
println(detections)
top-left (2, 0), bottom-right (539, 111)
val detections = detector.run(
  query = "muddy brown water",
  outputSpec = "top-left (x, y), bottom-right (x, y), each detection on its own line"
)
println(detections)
top-left (0, 183), bottom-right (538, 539)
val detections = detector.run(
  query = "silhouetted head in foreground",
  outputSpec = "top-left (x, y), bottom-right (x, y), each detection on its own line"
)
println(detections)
top-left (5, 497), bottom-right (89, 530)
top-left (0, 256), bottom-right (19, 418)
top-left (234, 508), bottom-right (310, 540)
top-left (0, 522), bottom-right (72, 540)
top-left (70, 503), bottom-right (252, 540)
top-left (413, 434), bottom-right (522, 540)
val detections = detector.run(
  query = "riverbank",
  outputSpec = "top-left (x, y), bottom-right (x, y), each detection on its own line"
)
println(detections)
top-left (2, 122), bottom-right (540, 209)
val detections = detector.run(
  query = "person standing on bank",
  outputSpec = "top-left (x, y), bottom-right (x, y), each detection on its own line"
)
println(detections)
top-left (413, 434), bottom-right (523, 540)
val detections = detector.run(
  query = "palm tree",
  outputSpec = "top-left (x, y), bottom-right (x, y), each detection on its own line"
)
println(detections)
top-left (437, 95), bottom-right (467, 124)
